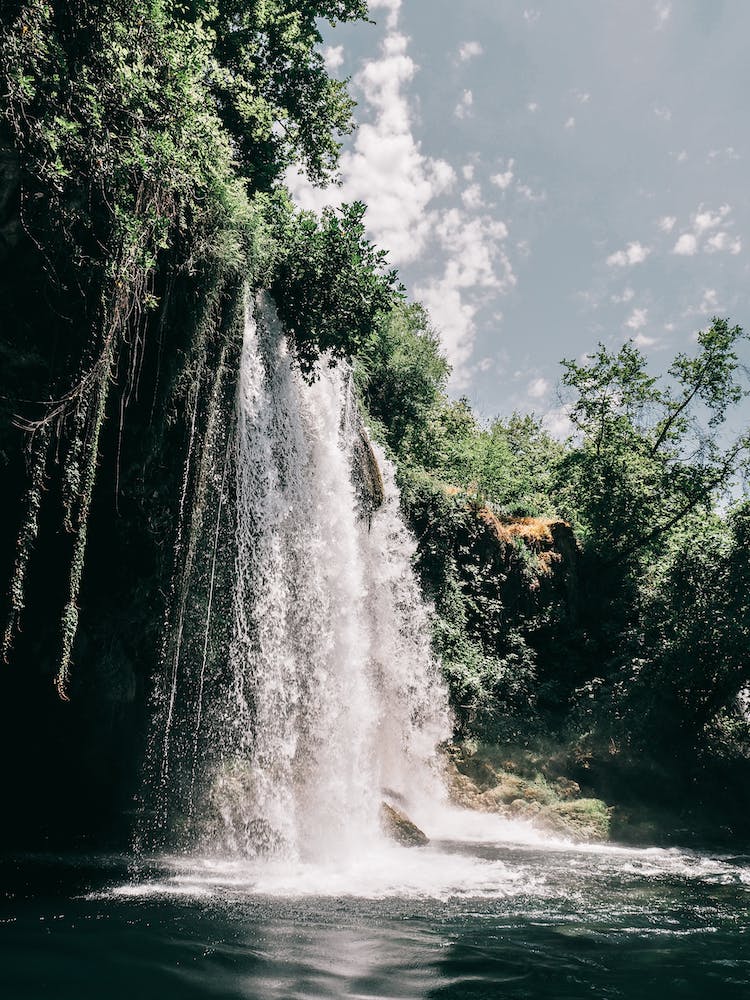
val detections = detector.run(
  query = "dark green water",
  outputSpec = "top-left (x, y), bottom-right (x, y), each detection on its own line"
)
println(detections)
top-left (2, 839), bottom-right (750, 999)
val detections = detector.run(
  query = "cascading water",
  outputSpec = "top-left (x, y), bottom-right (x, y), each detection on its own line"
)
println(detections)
top-left (157, 291), bottom-right (452, 862)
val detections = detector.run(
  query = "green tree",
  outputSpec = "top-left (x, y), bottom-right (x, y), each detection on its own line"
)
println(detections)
top-left (440, 412), bottom-right (563, 514)
top-left (627, 504), bottom-right (750, 753)
top-left (194, 0), bottom-right (370, 190)
top-left (356, 300), bottom-right (450, 461)
top-left (557, 319), bottom-right (750, 568)
top-left (271, 199), bottom-right (400, 378)
top-left (0, 0), bottom-right (377, 690)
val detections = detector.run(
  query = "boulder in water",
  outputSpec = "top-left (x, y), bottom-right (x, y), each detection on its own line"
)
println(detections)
top-left (380, 802), bottom-right (429, 847)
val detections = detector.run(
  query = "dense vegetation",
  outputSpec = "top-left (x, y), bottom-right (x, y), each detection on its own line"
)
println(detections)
top-left (356, 305), bottom-right (750, 840)
top-left (2, 1), bottom-right (749, 847)
top-left (0, 0), bottom-right (397, 844)
top-left (1, 0), bottom-right (396, 694)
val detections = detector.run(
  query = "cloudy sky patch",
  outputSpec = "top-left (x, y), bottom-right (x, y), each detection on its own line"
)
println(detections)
top-left (297, 0), bottom-right (750, 418)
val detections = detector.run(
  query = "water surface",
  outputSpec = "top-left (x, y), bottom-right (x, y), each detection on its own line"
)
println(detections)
top-left (3, 832), bottom-right (749, 999)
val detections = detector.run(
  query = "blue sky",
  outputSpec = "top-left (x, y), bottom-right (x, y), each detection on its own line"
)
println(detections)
top-left (290, 0), bottom-right (750, 433)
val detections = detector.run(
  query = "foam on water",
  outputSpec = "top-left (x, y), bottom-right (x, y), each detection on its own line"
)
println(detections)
top-left (104, 831), bottom-right (750, 905)
top-left (123, 792), bottom-right (750, 905)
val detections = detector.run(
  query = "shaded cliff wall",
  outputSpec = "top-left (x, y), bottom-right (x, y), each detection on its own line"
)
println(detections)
top-left (0, 152), bottom-right (246, 845)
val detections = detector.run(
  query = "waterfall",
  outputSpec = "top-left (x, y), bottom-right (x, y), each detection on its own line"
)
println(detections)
top-left (150, 291), bottom-right (451, 862)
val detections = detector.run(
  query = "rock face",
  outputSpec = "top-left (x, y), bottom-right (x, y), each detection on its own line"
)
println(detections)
top-left (444, 743), bottom-right (612, 843)
top-left (351, 420), bottom-right (385, 521)
top-left (380, 801), bottom-right (429, 847)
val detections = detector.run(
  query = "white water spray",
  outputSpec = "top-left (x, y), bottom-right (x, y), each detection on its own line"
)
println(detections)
top-left (208, 293), bottom-right (451, 861)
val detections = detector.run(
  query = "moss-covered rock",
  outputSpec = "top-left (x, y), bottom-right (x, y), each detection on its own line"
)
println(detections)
top-left (444, 742), bottom-right (612, 843)
top-left (543, 799), bottom-right (612, 841)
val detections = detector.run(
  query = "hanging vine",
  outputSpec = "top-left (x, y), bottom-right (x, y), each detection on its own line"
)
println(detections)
top-left (0, 1), bottom-right (398, 702)
top-left (55, 337), bottom-right (115, 700)
top-left (1, 423), bottom-right (52, 663)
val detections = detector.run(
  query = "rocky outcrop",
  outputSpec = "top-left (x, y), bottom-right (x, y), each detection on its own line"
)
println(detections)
top-left (475, 509), bottom-right (573, 577)
top-left (380, 801), bottom-right (429, 846)
top-left (409, 481), bottom-right (582, 640)
top-left (351, 423), bottom-right (385, 521)
top-left (444, 743), bottom-right (612, 843)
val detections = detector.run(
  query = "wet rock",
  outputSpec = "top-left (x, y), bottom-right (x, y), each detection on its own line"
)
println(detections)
top-left (380, 802), bottom-right (429, 847)
top-left (382, 786), bottom-right (409, 808)
top-left (443, 759), bottom-right (483, 810)
top-left (351, 423), bottom-right (385, 520)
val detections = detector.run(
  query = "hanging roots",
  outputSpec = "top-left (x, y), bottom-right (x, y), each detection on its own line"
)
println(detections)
top-left (55, 340), bottom-right (115, 701)
top-left (2, 423), bottom-right (52, 663)
top-left (3, 174), bottom-right (172, 697)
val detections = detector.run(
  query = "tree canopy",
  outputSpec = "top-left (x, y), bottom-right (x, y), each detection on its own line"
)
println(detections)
top-left (557, 320), bottom-right (750, 566)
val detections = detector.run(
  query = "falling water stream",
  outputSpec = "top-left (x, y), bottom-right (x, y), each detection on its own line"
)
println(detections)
top-left (3, 294), bottom-right (750, 998)
top-left (213, 292), bottom-right (450, 861)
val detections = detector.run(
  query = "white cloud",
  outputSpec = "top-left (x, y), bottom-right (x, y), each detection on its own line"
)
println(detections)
top-left (544, 405), bottom-right (573, 439)
top-left (653, 105), bottom-right (672, 121)
top-left (633, 332), bottom-right (659, 348)
top-left (669, 205), bottom-right (738, 257)
top-left (694, 203), bottom-right (730, 234)
top-left (288, 30), bottom-right (455, 265)
top-left (516, 182), bottom-right (546, 202)
top-left (416, 282), bottom-right (477, 387)
top-left (527, 101), bottom-right (539, 113)
top-left (323, 46), bottom-right (344, 72)
top-left (431, 210), bottom-right (512, 289)
top-left (708, 146), bottom-right (740, 162)
top-left (564, 116), bottom-right (576, 129)
top-left (658, 215), bottom-right (676, 233)
top-left (415, 211), bottom-right (515, 387)
top-left (705, 232), bottom-right (728, 253)
top-left (710, 233), bottom-right (741, 254)
top-left (455, 89), bottom-right (474, 119)
top-left (527, 376), bottom-right (550, 399)
top-left (490, 159), bottom-right (514, 190)
top-left (703, 231), bottom-right (741, 255)
top-left (462, 184), bottom-right (483, 210)
top-left (458, 41), bottom-right (483, 62)
top-left (292, 5), bottom-right (523, 388)
top-left (625, 307), bottom-right (648, 331)
top-left (523, 9), bottom-right (541, 24)
top-left (574, 90), bottom-right (591, 104)
top-left (612, 287), bottom-right (635, 304)
top-left (654, 2), bottom-right (672, 28)
top-left (685, 289), bottom-right (724, 318)
top-left (607, 242), bottom-right (651, 267)
top-left (673, 233), bottom-right (698, 256)
top-left (369, 0), bottom-right (401, 30)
